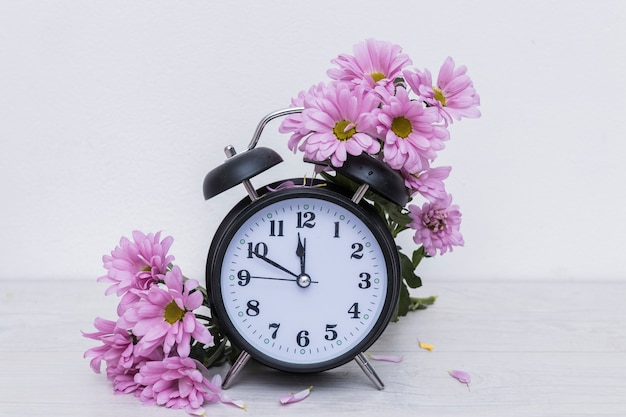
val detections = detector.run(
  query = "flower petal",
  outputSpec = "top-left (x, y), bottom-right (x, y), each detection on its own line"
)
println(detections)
top-left (365, 353), bottom-right (403, 363)
top-left (418, 340), bottom-right (434, 351)
top-left (449, 369), bottom-right (471, 388)
top-left (219, 392), bottom-right (248, 411)
top-left (279, 386), bottom-right (313, 405)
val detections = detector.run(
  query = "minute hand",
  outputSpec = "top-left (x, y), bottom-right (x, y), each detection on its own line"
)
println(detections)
top-left (253, 252), bottom-right (298, 278)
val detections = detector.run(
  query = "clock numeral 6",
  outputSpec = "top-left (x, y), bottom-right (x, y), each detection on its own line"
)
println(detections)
top-left (296, 330), bottom-right (310, 347)
top-left (246, 300), bottom-right (260, 316)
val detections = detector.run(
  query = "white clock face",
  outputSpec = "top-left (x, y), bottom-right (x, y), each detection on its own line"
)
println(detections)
top-left (213, 189), bottom-right (395, 370)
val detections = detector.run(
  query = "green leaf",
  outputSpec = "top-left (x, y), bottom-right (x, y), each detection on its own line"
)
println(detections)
top-left (412, 246), bottom-right (426, 268)
top-left (399, 250), bottom-right (422, 289)
top-left (392, 283), bottom-right (411, 322)
top-left (408, 295), bottom-right (438, 311)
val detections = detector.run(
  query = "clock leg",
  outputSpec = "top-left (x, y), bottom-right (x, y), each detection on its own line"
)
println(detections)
top-left (355, 353), bottom-right (385, 390)
top-left (222, 350), bottom-right (251, 389)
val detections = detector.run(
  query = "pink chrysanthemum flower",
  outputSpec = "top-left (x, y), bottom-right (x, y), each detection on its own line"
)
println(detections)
top-left (328, 38), bottom-right (411, 93)
top-left (402, 166), bottom-right (451, 203)
top-left (298, 83), bottom-right (381, 167)
top-left (82, 317), bottom-right (136, 373)
top-left (98, 231), bottom-right (174, 298)
top-left (279, 82), bottom-right (326, 153)
top-left (404, 57), bottom-right (480, 124)
top-left (106, 364), bottom-right (144, 396)
top-left (409, 194), bottom-right (464, 256)
top-left (135, 356), bottom-right (221, 414)
top-left (121, 266), bottom-right (212, 358)
top-left (376, 87), bottom-right (449, 173)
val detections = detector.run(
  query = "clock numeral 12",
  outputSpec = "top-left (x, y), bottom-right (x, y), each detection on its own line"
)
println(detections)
top-left (296, 211), bottom-right (316, 228)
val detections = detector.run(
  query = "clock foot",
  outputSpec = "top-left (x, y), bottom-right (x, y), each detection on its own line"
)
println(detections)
top-left (222, 350), bottom-right (251, 389)
top-left (355, 353), bottom-right (385, 390)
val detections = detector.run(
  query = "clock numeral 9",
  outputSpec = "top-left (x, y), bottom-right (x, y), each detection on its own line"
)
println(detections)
top-left (247, 242), bottom-right (268, 258)
top-left (246, 300), bottom-right (260, 316)
top-left (296, 211), bottom-right (316, 229)
top-left (296, 330), bottom-right (310, 347)
top-left (237, 269), bottom-right (251, 286)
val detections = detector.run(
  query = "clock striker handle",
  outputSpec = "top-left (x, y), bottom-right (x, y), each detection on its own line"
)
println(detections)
top-left (355, 353), bottom-right (385, 390)
top-left (222, 350), bottom-right (252, 389)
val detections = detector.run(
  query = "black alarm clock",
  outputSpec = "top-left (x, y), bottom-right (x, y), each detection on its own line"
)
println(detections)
top-left (203, 108), bottom-right (408, 389)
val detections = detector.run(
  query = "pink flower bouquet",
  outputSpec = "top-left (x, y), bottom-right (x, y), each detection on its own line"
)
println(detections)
top-left (83, 39), bottom-right (479, 413)
top-left (279, 38), bottom-right (480, 317)
top-left (84, 231), bottom-right (243, 415)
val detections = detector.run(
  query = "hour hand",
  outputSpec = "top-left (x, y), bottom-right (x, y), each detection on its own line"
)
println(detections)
top-left (296, 233), bottom-right (306, 275)
top-left (253, 251), bottom-right (298, 278)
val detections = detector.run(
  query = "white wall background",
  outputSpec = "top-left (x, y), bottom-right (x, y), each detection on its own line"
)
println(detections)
top-left (2, 0), bottom-right (625, 284)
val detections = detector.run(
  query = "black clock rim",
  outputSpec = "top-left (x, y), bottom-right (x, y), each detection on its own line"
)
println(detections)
top-left (206, 179), bottom-right (401, 374)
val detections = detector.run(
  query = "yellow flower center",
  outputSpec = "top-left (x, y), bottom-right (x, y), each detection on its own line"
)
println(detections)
top-left (391, 116), bottom-right (412, 138)
top-left (370, 72), bottom-right (386, 83)
top-left (164, 300), bottom-right (185, 324)
top-left (140, 266), bottom-right (151, 272)
top-left (433, 87), bottom-right (446, 106)
top-left (333, 120), bottom-right (357, 141)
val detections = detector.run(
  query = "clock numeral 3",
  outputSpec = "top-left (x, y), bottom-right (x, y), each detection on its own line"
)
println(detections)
top-left (296, 330), bottom-right (310, 347)
top-left (358, 272), bottom-right (371, 289)
top-left (296, 211), bottom-right (316, 229)
top-left (246, 300), bottom-right (260, 316)
top-left (348, 302), bottom-right (360, 319)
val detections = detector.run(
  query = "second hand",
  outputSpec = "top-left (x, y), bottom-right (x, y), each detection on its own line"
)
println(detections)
top-left (250, 275), bottom-right (319, 284)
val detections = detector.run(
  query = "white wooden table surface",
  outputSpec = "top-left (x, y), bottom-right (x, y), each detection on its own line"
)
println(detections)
top-left (1, 278), bottom-right (624, 417)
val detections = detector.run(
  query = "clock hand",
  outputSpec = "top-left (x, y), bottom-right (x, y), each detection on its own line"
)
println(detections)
top-left (251, 275), bottom-right (299, 282)
top-left (249, 275), bottom-right (318, 284)
top-left (296, 233), bottom-right (306, 276)
top-left (252, 252), bottom-right (299, 278)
